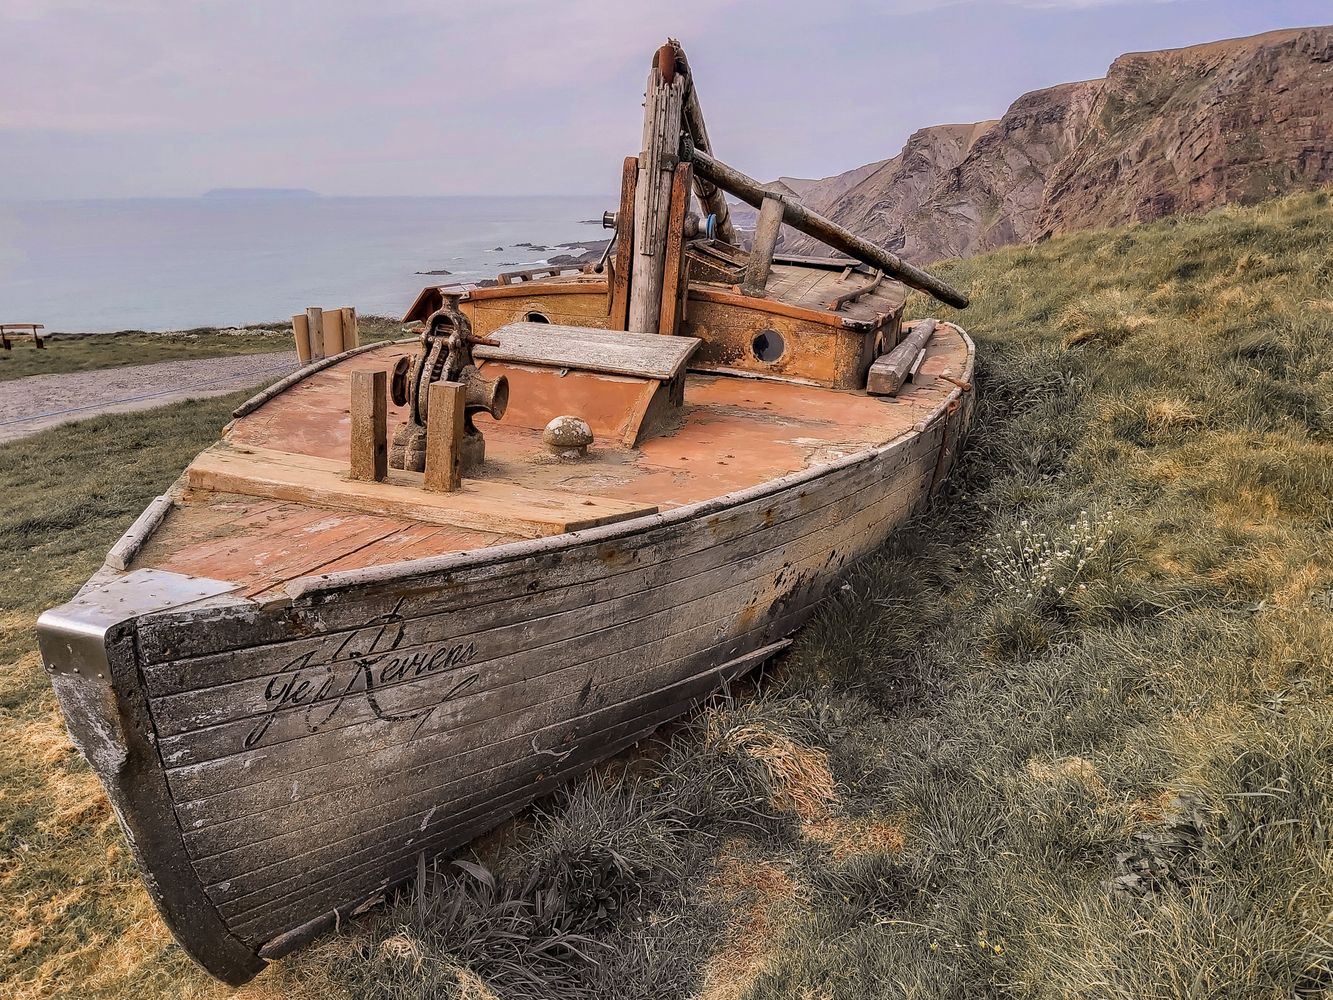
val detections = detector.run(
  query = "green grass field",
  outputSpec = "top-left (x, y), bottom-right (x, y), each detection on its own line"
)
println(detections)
top-left (0, 317), bottom-right (404, 382)
top-left (1, 191), bottom-right (1329, 998)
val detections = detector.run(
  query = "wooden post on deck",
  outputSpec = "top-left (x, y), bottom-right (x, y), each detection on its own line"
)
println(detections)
top-left (341, 307), bottom-right (360, 349)
top-left (424, 380), bottom-right (466, 492)
top-left (292, 313), bottom-right (312, 365)
top-left (742, 195), bottom-right (785, 297)
top-left (324, 308), bottom-right (345, 356)
top-left (349, 371), bottom-right (388, 481)
top-left (867, 319), bottom-right (938, 397)
top-left (628, 45), bottom-right (686, 335)
top-left (306, 307), bottom-right (325, 360)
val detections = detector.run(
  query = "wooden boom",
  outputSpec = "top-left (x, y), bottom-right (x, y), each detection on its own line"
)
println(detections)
top-left (684, 146), bottom-right (970, 309)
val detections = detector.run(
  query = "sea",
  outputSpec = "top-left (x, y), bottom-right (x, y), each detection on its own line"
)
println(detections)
top-left (0, 194), bottom-right (612, 333)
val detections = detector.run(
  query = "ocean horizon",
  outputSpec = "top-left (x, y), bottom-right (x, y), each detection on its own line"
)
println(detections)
top-left (0, 194), bottom-right (611, 333)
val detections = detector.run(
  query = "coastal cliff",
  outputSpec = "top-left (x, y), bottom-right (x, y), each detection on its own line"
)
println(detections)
top-left (785, 26), bottom-right (1333, 261)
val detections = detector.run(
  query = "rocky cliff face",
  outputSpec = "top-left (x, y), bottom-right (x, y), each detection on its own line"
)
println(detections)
top-left (778, 160), bottom-right (889, 214)
top-left (786, 26), bottom-right (1333, 261)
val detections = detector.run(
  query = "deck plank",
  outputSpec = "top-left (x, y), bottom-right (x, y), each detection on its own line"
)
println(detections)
top-left (185, 443), bottom-right (658, 539)
top-left (475, 322), bottom-right (700, 380)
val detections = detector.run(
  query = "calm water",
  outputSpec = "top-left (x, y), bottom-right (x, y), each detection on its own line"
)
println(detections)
top-left (0, 195), bottom-right (611, 333)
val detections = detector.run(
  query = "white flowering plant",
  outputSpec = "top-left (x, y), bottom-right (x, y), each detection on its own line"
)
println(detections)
top-left (981, 510), bottom-right (1115, 603)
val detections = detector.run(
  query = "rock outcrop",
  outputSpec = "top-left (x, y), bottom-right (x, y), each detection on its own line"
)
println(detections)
top-left (784, 26), bottom-right (1333, 261)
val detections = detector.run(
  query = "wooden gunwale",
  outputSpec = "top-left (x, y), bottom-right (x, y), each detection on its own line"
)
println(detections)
top-left (106, 494), bottom-right (175, 571)
top-left (461, 280), bottom-right (608, 301)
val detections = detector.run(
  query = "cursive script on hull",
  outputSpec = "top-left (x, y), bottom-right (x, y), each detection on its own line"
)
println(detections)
top-left (244, 600), bottom-right (480, 750)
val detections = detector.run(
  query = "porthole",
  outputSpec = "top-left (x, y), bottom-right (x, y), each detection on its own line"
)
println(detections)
top-left (525, 311), bottom-right (551, 324)
top-left (751, 329), bottom-right (785, 363)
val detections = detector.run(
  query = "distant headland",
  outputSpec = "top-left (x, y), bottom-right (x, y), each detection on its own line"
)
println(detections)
top-left (200, 188), bottom-right (319, 199)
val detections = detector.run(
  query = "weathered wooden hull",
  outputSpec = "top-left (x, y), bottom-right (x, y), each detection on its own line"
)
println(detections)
top-left (37, 333), bottom-right (973, 984)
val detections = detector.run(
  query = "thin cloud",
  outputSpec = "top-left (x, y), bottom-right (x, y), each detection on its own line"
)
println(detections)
top-left (0, 0), bottom-right (1321, 198)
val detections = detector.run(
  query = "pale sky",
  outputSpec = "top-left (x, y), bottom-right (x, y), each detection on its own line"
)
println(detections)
top-left (1, 0), bottom-right (1327, 200)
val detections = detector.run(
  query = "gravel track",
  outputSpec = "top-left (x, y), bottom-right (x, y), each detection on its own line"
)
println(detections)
top-left (0, 351), bottom-right (298, 444)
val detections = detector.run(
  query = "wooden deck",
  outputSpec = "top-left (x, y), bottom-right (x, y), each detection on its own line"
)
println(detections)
top-left (764, 261), bottom-right (908, 320)
top-left (132, 330), bottom-right (968, 598)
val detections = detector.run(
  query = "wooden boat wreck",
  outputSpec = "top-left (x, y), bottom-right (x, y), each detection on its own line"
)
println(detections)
top-left (38, 41), bottom-right (974, 984)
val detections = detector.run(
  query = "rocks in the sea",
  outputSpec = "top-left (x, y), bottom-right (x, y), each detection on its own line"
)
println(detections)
top-left (416, 268), bottom-right (452, 275)
top-left (490, 246), bottom-right (504, 251)
top-left (482, 237), bottom-right (613, 272)
top-left (551, 239), bottom-right (611, 266)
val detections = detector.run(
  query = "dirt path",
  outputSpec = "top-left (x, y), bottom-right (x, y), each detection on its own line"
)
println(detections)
top-left (0, 351), bottom-right (298, 444)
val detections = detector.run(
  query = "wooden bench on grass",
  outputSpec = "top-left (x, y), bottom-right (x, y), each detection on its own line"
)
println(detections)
top-left (1, 324), bottom-right (45, 350)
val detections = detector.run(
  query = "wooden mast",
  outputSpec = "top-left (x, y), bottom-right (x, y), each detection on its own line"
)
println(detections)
top-left (671, 40), bottom-right (736, 246)
top-left (627, 45), bottom-right (687, 334)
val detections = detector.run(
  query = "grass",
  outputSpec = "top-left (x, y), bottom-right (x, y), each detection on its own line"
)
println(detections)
top-left (1, 189), bottom-right (1330, 997)
top-left (0, 317), bottom-right (405, 382)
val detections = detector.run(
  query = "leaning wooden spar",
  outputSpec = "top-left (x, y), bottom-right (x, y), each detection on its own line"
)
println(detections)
top-left (37, 40), bottom-right (974, 983)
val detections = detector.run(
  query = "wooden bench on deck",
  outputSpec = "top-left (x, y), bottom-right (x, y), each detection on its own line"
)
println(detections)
top-left (472, 322), bottom-right (701, 447)
top-left (184, 442), bottom-right (658, 540)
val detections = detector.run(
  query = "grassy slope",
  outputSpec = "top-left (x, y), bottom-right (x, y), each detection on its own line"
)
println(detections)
top-left (0, 191), bottom-right (1329, 998)
top-left (0, 317), bottom-right (403, 382)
